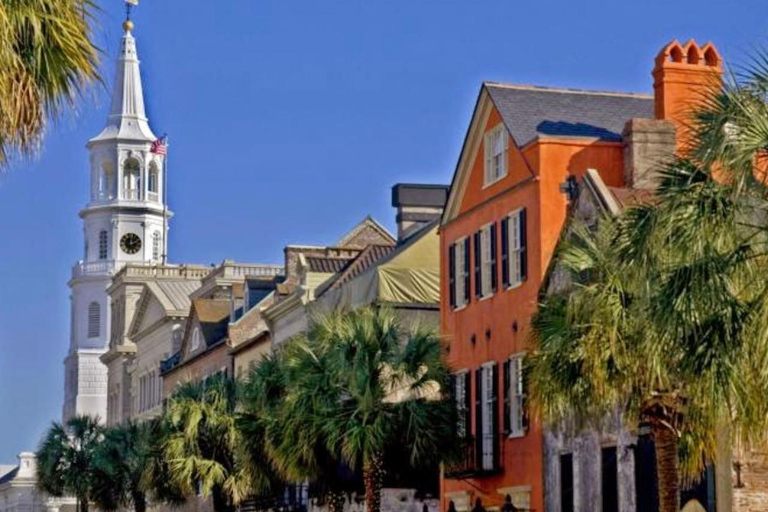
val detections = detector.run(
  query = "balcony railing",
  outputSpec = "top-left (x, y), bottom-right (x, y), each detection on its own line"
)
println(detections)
top-left (238, 484), bottom-right (309, 512)
top-left (72, 260), bottom-right (213, 280)
top-left (147, 191), bottom-right (159, 203)
top-left (444, 435), bottom-right (504, 478)
top-left (123, 189), bottom-right (140, 200)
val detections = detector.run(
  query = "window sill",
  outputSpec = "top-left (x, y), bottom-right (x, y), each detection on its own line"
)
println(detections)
top-left (507, 431), bottom-right (526, 440)
top-left (479, 293), bottom-right (494, 302)
top-left (452, 304), bottom-right (468, 312)
top-left (482, 173), bottom-right (508, 190)
top-left (505, 281), bottom-right (524, 292)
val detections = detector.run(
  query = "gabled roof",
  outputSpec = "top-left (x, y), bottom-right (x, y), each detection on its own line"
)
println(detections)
top-left (129, 279), bottom-right (202, 337)
top-left (442, 82), bottom-right (653, 225)
top-left (485, 83), bottom-right (652, 146)
top-left (335, 215), bottom-right (396, 248)
top-left (0, 466), bottom-right (18, 485)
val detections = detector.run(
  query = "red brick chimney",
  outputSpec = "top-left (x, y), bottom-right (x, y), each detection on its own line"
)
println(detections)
top-left (652, 40), bottom-right (723, 153)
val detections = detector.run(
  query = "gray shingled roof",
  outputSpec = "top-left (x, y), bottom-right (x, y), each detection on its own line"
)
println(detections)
top-left (152, 280), bottom-right (201, 312)
top-left (485, 83), bottom-right (653, 146)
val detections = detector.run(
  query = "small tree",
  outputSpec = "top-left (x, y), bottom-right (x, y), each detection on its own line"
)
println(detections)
top-left (161, 375), bottom-right (270, 512)
top-left (91, 420), bottom-right (154, 512)
top-left (298, 307), bottom-right (455, 512)
top-left (36, 415), bottom-right (104, 512)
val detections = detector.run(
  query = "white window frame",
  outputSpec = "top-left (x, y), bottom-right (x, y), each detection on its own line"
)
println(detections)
top-left (480, 362), bottom-right (495, 470)
top-left (484, 125), bottom-right (508, 187)
top-left (508, 353), bottom-right (526, 438)
top-left (454, 237), bottom-right (468, 309)
top-left (480, 223), bottom-right (493, 299)
top-left (507, 209), bottom-right (524, 289)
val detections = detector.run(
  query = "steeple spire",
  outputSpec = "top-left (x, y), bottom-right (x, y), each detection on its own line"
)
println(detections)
top-left (90, 12), bottom-right (155, 143)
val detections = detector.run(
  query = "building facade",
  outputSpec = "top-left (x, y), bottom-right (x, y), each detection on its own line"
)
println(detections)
top-left (64, 20), bottom-right (169, 421)
top-left (439, 39), bottom-right (724, 512)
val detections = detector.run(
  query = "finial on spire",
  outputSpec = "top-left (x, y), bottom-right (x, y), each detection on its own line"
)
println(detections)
top-left (123, 0), bottom-right (138, 32)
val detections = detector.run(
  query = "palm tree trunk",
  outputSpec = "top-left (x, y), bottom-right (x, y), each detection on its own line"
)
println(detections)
top-left (363, 454), bottom-right (384, 512)
top-left (212, 486), bottom-right (234, 512)
top-left (653, 424), bottom-right (680, 512)
top-left (326, 490), bottom-right (346, 512)
top-left (132, 491), bottom-right (147, 512)
top-left (78, 498), bottom-right (89, 512)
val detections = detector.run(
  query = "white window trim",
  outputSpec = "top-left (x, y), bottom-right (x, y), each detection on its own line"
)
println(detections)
top-left (506, 209), bottom-right (524, 290)
top-left (479, 223), bottom-right (494, 300)
top-left (453, 236), bottom-right (468, 309)
top-left (480, 363), bottom-right (495, 470)
top-left (483, 124), bottom-right (508, 188)
top-left (508, 352), bottom-right (526, 438)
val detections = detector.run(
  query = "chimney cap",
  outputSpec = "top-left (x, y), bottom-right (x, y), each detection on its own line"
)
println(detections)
top-left (391, 183), bottom-right (449, 208)
top-left (655, 39), bottom-right (722, 69)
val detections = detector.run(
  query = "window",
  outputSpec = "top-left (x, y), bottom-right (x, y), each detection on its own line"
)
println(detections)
top-left (504, 354), bottom-right (526, 437)
top-left (475, 363), bottom-right (498, 471)
top-left (99, 230), bottom-right (108, 260)
top-left (501, 208), bottom-right (527, 288)
top-left (98, 162), bottom-right (115, 200)
top-left (191, 326), bottom-right (202, 351)
top-left (123, 158), bottom-right (141, 200)
top-left (152, 232), bottom-right (161, 261)
top-left (484, 125), bottom-right (507, 185)
top-left (87, 302), bottom-right (100, 338)
top-left (474, 223), bottom-right (497, 299)
top-left (452, 372), bottom-right (470, 439)
top-left (449, 237), bottom-right (470, 309)
top-left (601, 446), bottom-right (618, 512)
top-left (148, 163), bottom-right (159, 193)
top-left (560, 454), bottom-right (574, 512)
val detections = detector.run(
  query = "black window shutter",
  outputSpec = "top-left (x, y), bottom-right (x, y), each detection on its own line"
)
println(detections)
top-left (503, 360), bottom-right (511, 434)
top-left (448, 244), bottom-right (456, 308)
top-left (463, 238), bottom-right (471, 304)
top-left (490, 224), bottom-right (498, 292)
top-left (474, 231), bottom-right (482, 299)
top-left (463, 372), bottom-right (471, 439)
top-left (475, 368), bottom-right (483, 468)
top-left (520, 208), bottom-right (528, 281)
top-left (501, 217), bottom-right (509, 288)
top-left (491, 363), bottom-right (499, 467)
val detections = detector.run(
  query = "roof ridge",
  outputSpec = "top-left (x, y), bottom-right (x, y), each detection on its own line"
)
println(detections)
top-left (484, 82), bottom-right (652, 99)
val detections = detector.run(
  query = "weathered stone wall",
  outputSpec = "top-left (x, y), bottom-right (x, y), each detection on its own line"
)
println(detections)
top-left (733, 450), bottom-right (768, 512)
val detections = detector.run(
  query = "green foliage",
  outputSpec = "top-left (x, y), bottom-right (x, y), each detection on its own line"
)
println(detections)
top-left (36, 415), bottom-right (104, 511)
top-left (0, 0), bottom-right (100, 165)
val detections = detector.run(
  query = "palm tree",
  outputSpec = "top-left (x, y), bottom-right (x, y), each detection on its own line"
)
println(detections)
top-left (161, 374), bottom-right (270, 512)
top-left (529, 156), bottom-right (768, 512)
top-left (36, 415), bottom-right (104, 512)
top-left (91, 420), bottom-right (154, 512)
top-left (241, 348), bottom-right (354, 512)
top-left (297, 307), bottom-right (455, 512)
top-left (0, 0), bottom-right (100, 165)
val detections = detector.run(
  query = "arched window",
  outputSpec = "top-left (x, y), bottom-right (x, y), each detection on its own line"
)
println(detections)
top-left (148, 162), bottom-right (159, 196)
top-left (99, 230), bottom-right (108, 260)
top-left (152, 232), bottom-right (161, 261)
top-left (87, 302), bottom-right (100, 338)
top-left (99, 162), bottom-right (115, 200)
top-left (123, 158), bottom-right (141, 200)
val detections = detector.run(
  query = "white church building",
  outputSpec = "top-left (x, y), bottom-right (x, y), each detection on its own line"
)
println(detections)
top-left (63, 17), bottom-right (170, 422)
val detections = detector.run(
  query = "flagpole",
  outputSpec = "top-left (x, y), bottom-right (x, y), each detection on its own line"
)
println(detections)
top-left (162, 136), bottom-right (168, 265)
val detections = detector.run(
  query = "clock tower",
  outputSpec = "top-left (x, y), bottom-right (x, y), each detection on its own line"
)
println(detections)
top-left (63, 18), bottom-right (170, 421)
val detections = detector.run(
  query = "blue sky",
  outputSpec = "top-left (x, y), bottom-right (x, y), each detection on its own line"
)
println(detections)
top-left (0, 0), bottom-right (765, 462)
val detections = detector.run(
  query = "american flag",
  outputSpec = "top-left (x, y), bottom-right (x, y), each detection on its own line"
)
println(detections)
top-left (150, 135), bottom-right (168, 155)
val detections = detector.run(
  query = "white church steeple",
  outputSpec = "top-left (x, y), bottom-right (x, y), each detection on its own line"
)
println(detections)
top-left (91, 21), bottom-right (156, 143)
top-left (63, 16), bottom-right (171, 422)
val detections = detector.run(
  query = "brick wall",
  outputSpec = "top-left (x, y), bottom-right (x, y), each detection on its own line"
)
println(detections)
top-left (162, 343), bottom-right (232, 398)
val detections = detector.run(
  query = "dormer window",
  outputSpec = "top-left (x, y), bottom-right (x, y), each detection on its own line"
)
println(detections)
top-left (484, 125), bottom-right (508, 186)
top-left (191, 326), bottom-right (201, 351)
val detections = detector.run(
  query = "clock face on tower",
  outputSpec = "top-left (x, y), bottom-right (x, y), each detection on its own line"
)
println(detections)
top-left (120, 233), bottom-right (142, 255)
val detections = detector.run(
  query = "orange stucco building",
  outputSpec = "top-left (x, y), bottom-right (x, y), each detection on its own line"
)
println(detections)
top-left (439, 40), bottom-right (721, 512)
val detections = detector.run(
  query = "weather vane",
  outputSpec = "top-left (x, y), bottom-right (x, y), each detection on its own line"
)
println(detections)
top-left (123, 0), bottom-right (138, 31)
top-left (125, 0), bottom-right (138, 21)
